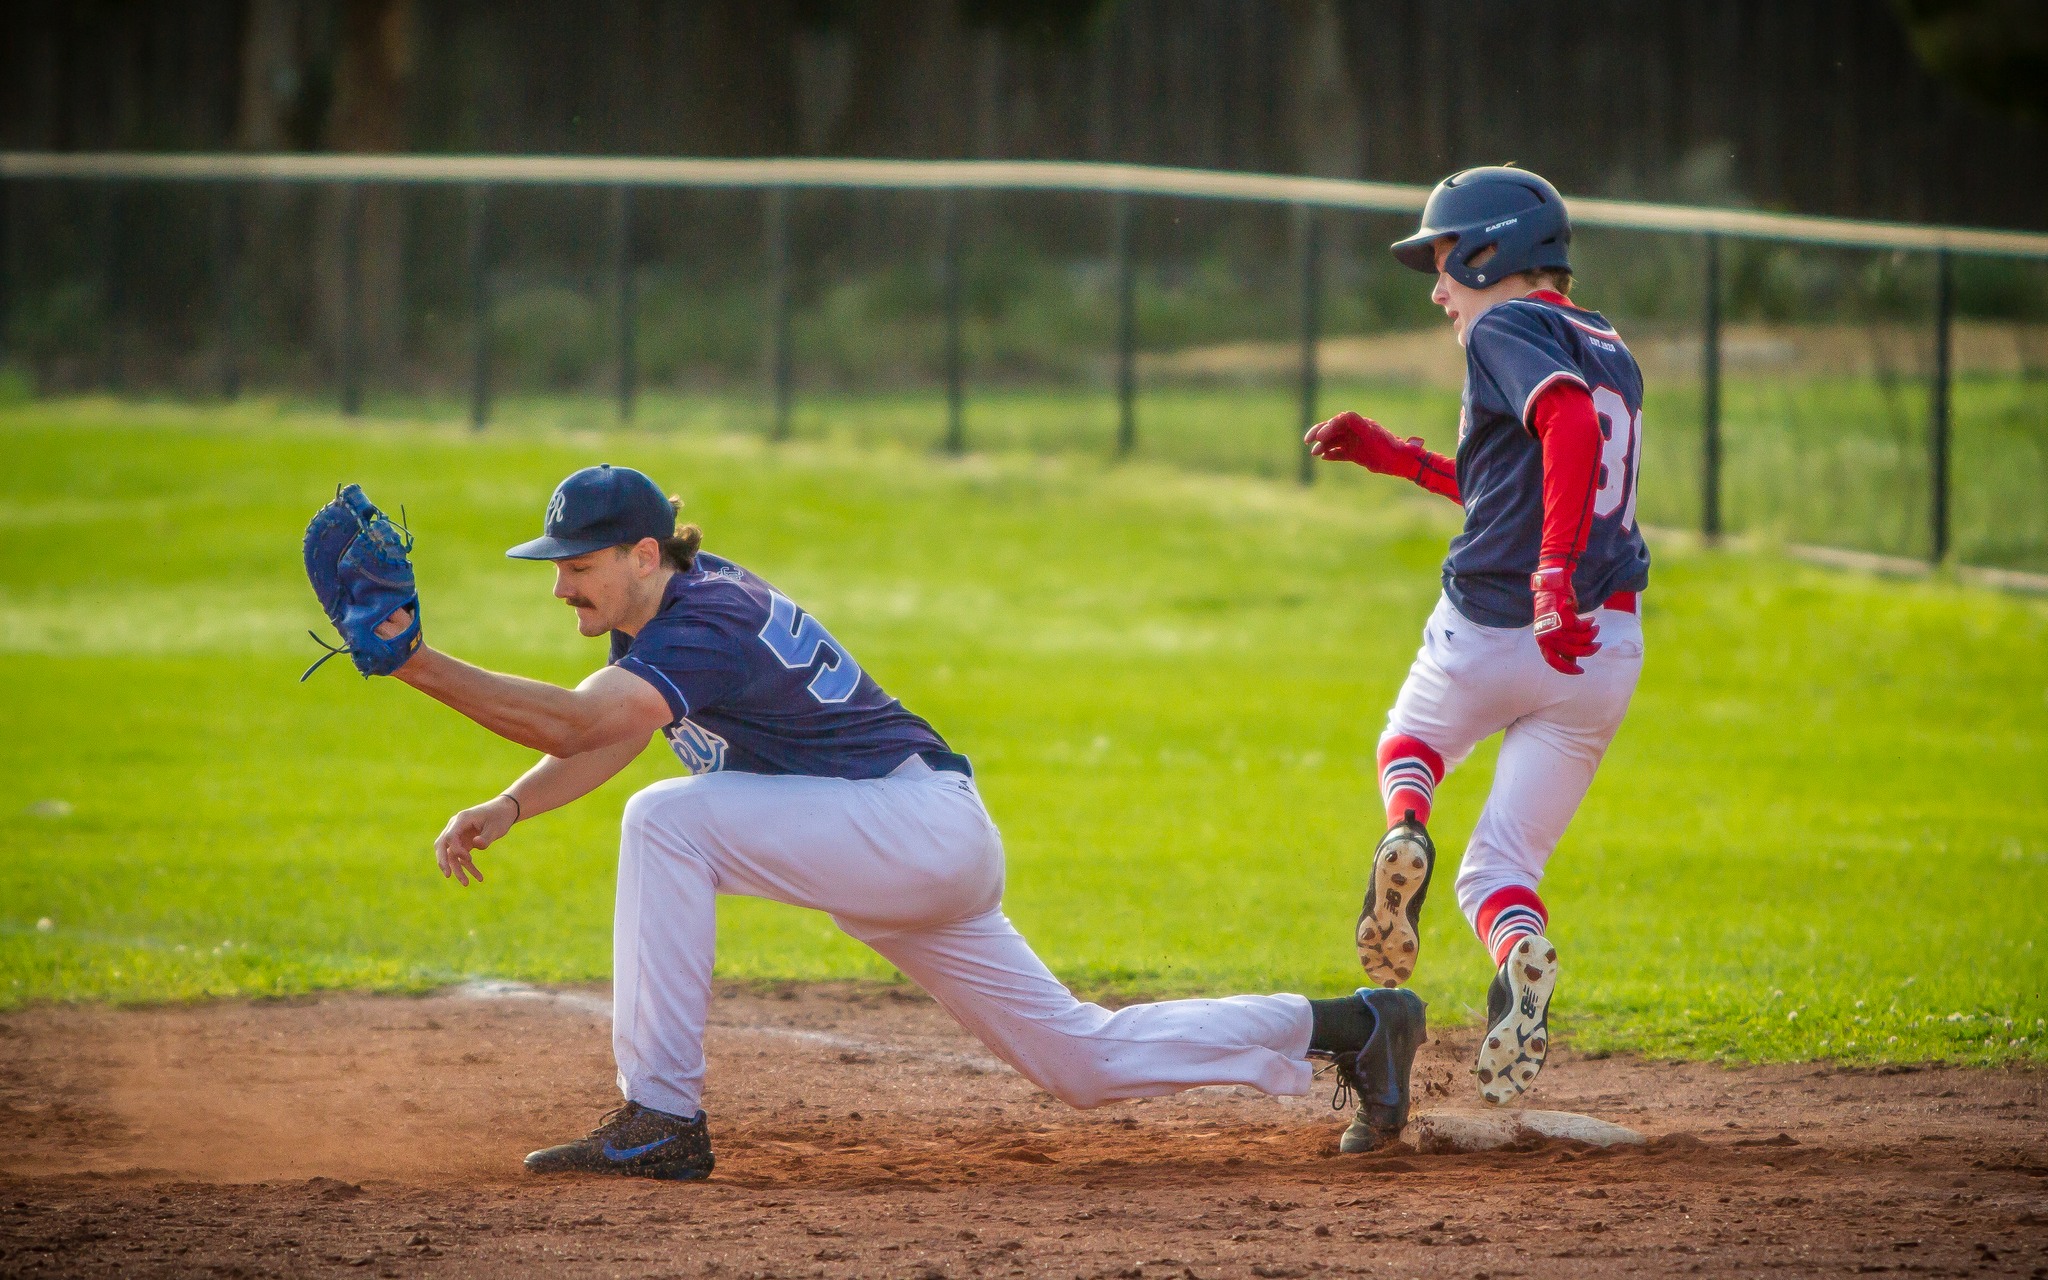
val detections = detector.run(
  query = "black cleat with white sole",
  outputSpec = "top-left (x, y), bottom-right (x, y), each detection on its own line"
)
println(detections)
top-left (1356, 819), bottom-right (1435, 988)
top-left (1475, 935), bottom-right (1559, 1105)
top-left (1318, 987), bottom-right (1428, 1154)
top-left (524, 1101), bottom-right (715, 1180)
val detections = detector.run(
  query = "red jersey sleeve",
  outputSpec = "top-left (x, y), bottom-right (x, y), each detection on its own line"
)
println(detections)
top-left (1415, 447), bottom-right (1461, 504)
top-left (1530, 380), bottom-right (1602, 574)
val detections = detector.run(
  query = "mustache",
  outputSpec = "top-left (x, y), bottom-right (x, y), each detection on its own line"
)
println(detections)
top-left (564, 596), bottom-right (596, 610)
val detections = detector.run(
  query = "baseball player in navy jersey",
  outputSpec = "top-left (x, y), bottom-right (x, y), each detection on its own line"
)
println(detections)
top-left (360, 463), bottom-right (1430, 1177)
top-left (1305, 167), bottom-right (1650, 1105)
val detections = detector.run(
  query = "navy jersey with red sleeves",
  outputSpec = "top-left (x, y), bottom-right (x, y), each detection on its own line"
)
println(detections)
top-left (1445, 294), bottom-right (1652, 628)
top-left (609, 552), bottom-right (958, 780)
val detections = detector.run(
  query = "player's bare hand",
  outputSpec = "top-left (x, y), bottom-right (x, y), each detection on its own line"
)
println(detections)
top-left (1305, 411), bottom-right (1427, 477)
top-left (374, 607), bottom-right (414, 641)
top-left (1530, 566), bottom-right (1601, 676)
top-left (433, 795), bottom-right (517, 886)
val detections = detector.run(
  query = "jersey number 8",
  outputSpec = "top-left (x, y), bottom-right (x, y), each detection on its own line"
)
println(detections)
top-left (1590, 385), bottom-right (1642, 530)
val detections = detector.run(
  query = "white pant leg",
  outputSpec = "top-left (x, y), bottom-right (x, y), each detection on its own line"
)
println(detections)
top-left (840, 909), bottom-right (1313, 1109)
top-left (613, 761), bottom-right (1314, 1117)
top-left (1382, 596), bottom-right (1532, 773)
top-left (613, 766), bottom-right (1005, 1118)
top-left (1451, 606), bottom-right (1645, 923)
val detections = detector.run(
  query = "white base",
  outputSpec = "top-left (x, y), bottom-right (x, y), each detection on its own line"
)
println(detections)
top-left (1409, 1108), bottom-right (1645, 1153)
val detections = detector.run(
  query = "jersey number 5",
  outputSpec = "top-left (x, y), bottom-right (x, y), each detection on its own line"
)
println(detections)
top-left (758, 592), bottom-right (864, 704)
top-left (1590, 385), bottom-right (1642, 529)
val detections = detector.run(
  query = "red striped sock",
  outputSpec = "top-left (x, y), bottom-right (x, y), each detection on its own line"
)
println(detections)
top-left (1377, 734), bottom-right (1446, 827)
top-left (1475, 886), bottom-right (1549, 966)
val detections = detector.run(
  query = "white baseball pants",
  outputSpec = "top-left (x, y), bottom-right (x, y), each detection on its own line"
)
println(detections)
top-left (612, 755), bottom-right (1315, 1119)
top-left (1385, 594), bottom-right (1645, 924)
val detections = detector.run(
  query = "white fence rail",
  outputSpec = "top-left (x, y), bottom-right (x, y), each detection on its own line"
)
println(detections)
top-left (4, 152), bottom-right (2047, 258)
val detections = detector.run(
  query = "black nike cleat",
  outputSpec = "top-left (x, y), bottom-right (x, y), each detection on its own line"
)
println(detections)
top-left (1356, 819), bottom-right (1435, 988)
top-left (1475, 934), bottom-right (1559, 1105)
top-left (1319, 987), bottom-right (1428, 1154)
top-left (524, 1102), bottom-right (715, 1180)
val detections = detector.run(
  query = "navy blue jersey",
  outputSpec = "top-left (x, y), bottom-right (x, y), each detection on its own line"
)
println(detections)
top-left (1444, 294), bottom-right (1652, 627)
top-left (609, 553), bottom-right (957, 780)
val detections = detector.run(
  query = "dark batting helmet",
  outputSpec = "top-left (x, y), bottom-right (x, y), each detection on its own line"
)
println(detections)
top-left (1390, 167), bottom-right (1572, 289)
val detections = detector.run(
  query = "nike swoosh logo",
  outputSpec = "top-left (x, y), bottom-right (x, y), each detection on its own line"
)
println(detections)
top-left (603, 1135), bottom-right (675, 1161)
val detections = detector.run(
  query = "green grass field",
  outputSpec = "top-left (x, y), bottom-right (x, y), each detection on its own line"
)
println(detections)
top-left (337, 364), bottom-right (2048, 573)
top-left (2, 398), bottom-right (2044, 1068)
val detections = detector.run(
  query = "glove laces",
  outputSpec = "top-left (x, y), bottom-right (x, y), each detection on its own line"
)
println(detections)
top-left (298, 630), bottom-right (354, 683)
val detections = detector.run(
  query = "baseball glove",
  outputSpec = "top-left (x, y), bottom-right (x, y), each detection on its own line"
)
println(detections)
top-left (300, 483), bottom-right (423, 681)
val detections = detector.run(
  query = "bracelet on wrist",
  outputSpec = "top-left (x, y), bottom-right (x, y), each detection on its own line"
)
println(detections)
top-left (498, 793), bottom-right (522, 822)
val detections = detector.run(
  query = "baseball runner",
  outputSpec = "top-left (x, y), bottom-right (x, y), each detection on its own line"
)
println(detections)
top-left (300, 467), bottom-right (1427, 1178)
top-left (1305, 167), bottom-right (1649, 1105)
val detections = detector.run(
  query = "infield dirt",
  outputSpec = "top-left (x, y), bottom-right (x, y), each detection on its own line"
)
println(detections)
top-left (2, 983), bottom-right (2043, 1278)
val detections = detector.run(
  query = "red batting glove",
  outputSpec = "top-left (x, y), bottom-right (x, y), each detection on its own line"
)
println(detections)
top-left (1530, 565), bottom-right (1601, 676)
top-left (1305, 411), bottom-right (1430, 477)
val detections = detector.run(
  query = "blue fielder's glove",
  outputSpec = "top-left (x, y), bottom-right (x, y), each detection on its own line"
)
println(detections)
top-left (300, 483), bottom-right (423, 680)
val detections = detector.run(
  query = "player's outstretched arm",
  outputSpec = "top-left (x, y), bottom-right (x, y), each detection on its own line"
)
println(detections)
top-left (432, 733), bottom-right (649, 886)
top-left (1304, 411), bottom-right (1461, 504)
top-left (374, 608), bottom-right (673, 757)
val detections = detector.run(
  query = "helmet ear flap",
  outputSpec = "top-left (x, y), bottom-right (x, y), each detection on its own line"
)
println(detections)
top-left (1448, 238), bottom-right (1500, 288)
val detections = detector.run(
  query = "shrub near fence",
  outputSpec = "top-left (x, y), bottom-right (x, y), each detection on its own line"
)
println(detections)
top-left (1, 153), bottom-right (2044, 572)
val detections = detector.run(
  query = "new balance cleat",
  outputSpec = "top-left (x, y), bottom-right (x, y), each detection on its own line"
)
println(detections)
top-left (1320, 987), bottom-right (1428, 1154)
top-left (1475, 935), bottom-right (1559, 1105)
top-left (524, 1101), bottom-right (715, 1180)
top-left (1356, 819), bottom-right (1435, 987)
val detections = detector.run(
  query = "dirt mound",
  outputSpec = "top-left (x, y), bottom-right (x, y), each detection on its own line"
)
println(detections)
top-left (3, 983), bottom-right (2044, 1276)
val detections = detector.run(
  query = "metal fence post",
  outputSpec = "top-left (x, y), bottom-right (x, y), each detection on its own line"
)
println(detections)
top-left (465, 184), bottom-right (492, 430)
top-left (101, 183), bottom-right (124, 391)
top-left (1701, 234), bottom-right (1722, 541)
top-left (337, 183), bottom-right (364, 416)
top-left (940, 190), bottom-right (965, 454)
top-left (211, 186), bottom-right (240, 399)
top-left (1294, 204), bottom-right (1322, 486)
top-left (1112, 192), bottom-right (1137, 457)
top-left (611, 185), bottom-right (636, 422)
top-left (1929, 249), bottom-right (1953, 564)
top-left (764, 187), bottom-right (792, 441)
top-left (0, 175), bottom-right (10, 375)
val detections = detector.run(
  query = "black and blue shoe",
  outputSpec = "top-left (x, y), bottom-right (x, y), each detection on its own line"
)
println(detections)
top-left (1316, 987), bottom-right (1428, 1154)
top-left (524, 1101), bottom-right (715, 1180)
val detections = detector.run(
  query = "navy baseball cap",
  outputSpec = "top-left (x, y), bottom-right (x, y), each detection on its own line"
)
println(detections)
top-left (505, 464), bottom-right (676, 560)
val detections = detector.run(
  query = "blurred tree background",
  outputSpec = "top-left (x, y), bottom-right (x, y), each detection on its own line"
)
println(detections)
top-left (6, 0), bottom-right (2043, 227)
top-left (2, 1), bottom-right (2044, 404)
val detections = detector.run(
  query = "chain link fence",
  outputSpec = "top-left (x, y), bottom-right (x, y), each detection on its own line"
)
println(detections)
top-left (3, 155), bottom-right (2044, 573)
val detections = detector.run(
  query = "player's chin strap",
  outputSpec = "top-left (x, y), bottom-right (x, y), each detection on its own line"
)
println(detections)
top-left (298, 630), bottom-right (353, 683)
